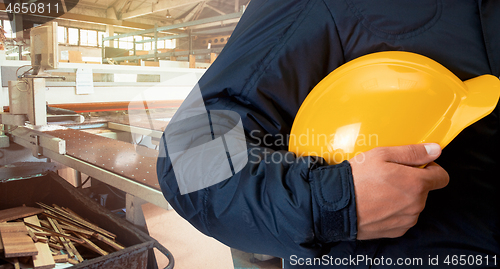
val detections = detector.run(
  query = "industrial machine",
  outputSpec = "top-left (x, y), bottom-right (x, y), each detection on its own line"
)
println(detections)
top-left (0, 21), bottom-right (205, 226)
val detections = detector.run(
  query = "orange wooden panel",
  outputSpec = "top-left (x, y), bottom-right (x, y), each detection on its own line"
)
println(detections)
top-left (0, 207), bottom-right (43, 223)
top-left (0, 222), bottom-right (38, 258)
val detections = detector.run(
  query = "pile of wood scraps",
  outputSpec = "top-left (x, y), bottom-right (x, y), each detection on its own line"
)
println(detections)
top-left (0, 204), bottom-right (125, 269)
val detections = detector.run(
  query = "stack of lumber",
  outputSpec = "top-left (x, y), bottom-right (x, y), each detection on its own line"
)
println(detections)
top-left (0, 204), bottom-right (125, 268)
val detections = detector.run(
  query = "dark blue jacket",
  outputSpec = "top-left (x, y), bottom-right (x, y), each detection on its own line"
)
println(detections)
top-left (158, 0), bottom-right (500, 268)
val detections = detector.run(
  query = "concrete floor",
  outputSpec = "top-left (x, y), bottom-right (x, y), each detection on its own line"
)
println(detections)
top-left (142, 202), bottom-right (283, 269)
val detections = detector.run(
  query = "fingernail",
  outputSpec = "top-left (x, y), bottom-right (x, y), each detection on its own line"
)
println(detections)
top-left (424, 143), bottom-right (440, 155)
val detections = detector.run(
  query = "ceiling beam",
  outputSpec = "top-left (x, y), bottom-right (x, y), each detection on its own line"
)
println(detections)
top-left (107, 7), bottom-right (118, 20)
top-left (114, 0), bottom-right (129, 14)
top-left (205, 3), bottom-right (226, 15)
top-left (61, 0), bottom-right (68, 12)
top-left (61, 13), bottom-right (153, 29)
top-left (190, 1), bottom-right (206, 21)
top-left (121, 0), bottom-right (204, 20)
top-left (183, 2), bottom-right (203, 22)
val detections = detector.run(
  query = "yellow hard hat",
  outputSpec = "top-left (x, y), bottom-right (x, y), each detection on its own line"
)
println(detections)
top-left (289, 51), bottom-right (500, 165)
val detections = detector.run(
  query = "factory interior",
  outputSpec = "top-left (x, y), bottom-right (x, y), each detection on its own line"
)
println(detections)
top-left (0, 0), bottom-right (282, 268)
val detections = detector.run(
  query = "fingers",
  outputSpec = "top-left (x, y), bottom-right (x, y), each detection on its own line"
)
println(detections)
top-left (421, 162), bottom-right (450, 190)
top-left (397, 161), bottom-right (449, 192)
top-left (377, 143), bottom-right (442, 166)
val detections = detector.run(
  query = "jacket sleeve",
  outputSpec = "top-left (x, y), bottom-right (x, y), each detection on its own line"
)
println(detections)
top-left (157, 0), bottom-right (357, 259)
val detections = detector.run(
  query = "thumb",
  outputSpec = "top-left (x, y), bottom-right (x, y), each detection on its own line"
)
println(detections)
top-left (382, 143), bottom-right (441, 166)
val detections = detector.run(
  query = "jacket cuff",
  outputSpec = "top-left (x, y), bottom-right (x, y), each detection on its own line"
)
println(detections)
top-left (309, 160), bottom-right (357, 243)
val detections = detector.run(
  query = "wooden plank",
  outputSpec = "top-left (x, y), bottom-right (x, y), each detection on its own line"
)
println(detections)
top-left (24, 216), bottom-right (55, 269)
top-left (33, 232), bottom-right (52, 237)
top-left (58, 219), bottom-right (95, 237)
top-left (0, 207), bottom-right (43, 223)
top-left (47, 218), bottom-right (83, 263)
top-left (10, 258), bottom-right (19, 269)
top-left (75, 234), bottom-right (108, 256)
top-left (30, 241), bottom-right (55, 269)
top-left (46, 218), bottom-right (74, 260)
top-left (189, 55), bottom-right (196, 68)
top-left (210, 53), bottom-right (218, 63)
top-left (23, 223), bottom-right (84, 244)
top-left (26, 229), bottom-right (38, 242)
top-left (38, 203), bottom-right (116, 239)
top-left (35, 237), bottom-right (48, 244)
top-left (39, 220), bottom-right (51, 229)
top-left (67, 241), bottom-right (83, 263)
top-left (0, 223), bottom-right (38, 258)
top-left (52, 254), bottom-right (68, 263)
top-left (93, 233), bottom-right (124, 251)
top-left (47, 243), bottom-right (63, 251)
top-left (0, 223), bottom-right (28, 233)
top-left (52, 220), bottom-right (83, 263)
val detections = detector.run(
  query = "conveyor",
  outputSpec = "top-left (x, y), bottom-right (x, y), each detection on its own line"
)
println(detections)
top-left (8, 123), bottom-right (170, 226)
top-left (46, 129), bottom-right (160, 191)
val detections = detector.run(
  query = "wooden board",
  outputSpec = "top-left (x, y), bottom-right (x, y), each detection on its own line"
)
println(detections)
top-left (0, 207), bottom-right (43, 223)
top-left (0, 223), bottom-right (38, 258)
top-left (24, 216), bottom-right (55, 269)
top-left (52, 254), bottom-right (68, 263)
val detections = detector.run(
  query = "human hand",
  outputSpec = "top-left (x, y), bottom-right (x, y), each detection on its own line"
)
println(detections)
top-left (349, 143), bottom-right (449, 240)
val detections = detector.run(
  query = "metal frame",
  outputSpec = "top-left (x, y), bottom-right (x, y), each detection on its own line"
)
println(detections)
top-left (109, 47), bottom-right (223, 62)
top-left (9, 128), bottom-right (171, 216)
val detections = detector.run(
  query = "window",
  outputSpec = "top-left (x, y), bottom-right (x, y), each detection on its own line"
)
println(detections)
top-left (116, 36), bottom-right (135, 50)
top-left (57, 26), bottom-right (67, 43)
top-left (118, 38), bottom-right (125, 49)
top-left (80, 29), bottom-right (88, 46)
top-left (2, 20), bottom-right (13, 38)
top-left (88, 31), bottom-right (98, 46)
top-left (157, 40), bottom-right (165, 49)
top-left (68, 28), bottom-right (79, 45)
top-left (80, 29), bottom-right (97, 46)
top-left (165, 39), bottom-right (176, 49)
